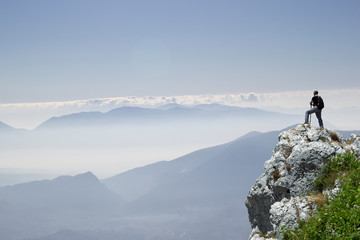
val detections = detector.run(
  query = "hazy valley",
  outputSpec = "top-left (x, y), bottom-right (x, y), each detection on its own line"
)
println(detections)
top-left (1, 104), bottom-right (358, 240)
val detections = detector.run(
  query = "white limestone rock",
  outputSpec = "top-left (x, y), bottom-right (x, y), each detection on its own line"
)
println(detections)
top-left (246, 124), bottom-right (360, 240)
top-left (269, 196), bottom-right (313, 239)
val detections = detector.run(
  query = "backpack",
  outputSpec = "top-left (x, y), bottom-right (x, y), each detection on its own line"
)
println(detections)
top-left (317, 96), bottom-right (324, 110)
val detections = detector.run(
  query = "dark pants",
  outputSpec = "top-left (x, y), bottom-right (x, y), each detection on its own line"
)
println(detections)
top-left (305, 106), bottom-right (323, 127)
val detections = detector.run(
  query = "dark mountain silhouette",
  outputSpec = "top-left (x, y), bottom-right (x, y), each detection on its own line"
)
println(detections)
top-left (100, 129), bottom-right (280, 239)
top-left (122, 130), bottom-right (279, 213)
top-left (102, 130), bottom-right (263, 202)
top-left (0, 172), bottom-right (125, 240)
top-left (0, 171), bottom-right (123, 212)
top-left (103, 138), bottom-right (232, 202)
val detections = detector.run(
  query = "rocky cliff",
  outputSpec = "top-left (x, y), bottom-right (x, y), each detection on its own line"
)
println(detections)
top-left (245, 124), bottom-right (360, 240)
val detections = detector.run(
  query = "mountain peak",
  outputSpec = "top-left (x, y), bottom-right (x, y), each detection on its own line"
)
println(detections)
top-left (53, 171), bottom-right (99, 184)
top-left (245, 124), bottom-right (360, 239)
top-left (74, 171), bottom-right (98, 180)
top-left (0, 170), bottom-right (123, 214)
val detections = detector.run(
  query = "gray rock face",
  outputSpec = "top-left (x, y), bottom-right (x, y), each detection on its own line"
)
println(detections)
top-left (245, 124), bottom-right (360, 240)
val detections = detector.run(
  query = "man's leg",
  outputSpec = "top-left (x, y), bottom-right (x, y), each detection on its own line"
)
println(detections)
top-left (305, 107), bottom-right (317, 124)
top-left (315, 110), bottom-right (323, 127)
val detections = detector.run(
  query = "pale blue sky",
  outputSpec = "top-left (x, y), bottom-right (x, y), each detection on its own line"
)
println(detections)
top-left (1, 0), bottom-right (359, 103)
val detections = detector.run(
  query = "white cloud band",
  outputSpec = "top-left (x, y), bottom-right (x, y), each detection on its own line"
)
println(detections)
top-left (1, 89), bottom-right (360, 129)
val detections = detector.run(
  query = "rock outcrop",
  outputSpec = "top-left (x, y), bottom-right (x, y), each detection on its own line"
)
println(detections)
top-left (245, 124), bottom-right (360, 240)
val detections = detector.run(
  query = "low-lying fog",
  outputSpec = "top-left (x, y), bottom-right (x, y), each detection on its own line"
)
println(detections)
top-left (1, 105), bottom-right (300, 182)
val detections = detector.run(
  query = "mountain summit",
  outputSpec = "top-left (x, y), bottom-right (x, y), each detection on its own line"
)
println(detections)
top-left (0, 171), bottom-right (123, 212)
top-left (245, 124), bottom-right (360, 240)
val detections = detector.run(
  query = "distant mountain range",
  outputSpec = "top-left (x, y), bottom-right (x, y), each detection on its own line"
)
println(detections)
top-left (34, 104), bottom-right (299, 130)
top-left (0, 104), bottom-right (302, 172)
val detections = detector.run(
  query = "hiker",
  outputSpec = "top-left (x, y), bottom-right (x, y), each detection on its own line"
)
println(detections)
top-left (304, 90), bottom-right (324, 128)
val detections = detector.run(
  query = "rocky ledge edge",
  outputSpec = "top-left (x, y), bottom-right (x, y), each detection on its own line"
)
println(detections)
top-left (245, 124), bottom-right (360, 240)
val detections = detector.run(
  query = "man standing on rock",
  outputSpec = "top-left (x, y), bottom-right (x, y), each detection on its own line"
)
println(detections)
top-left (304, 90), bottom-right (324, 128)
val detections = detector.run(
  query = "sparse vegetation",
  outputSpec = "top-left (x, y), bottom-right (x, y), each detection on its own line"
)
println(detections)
top-left (309, 192), bottom-right (326, 208)
top-left (329, 131), bottom-right (340, 142)
top-left (283, 146), bottom-right (293, 159)
top-left (285, 162), bottom-right (292, 171)
top-left (295, 206), bottom-right (300, 222)
top-left (272, 168), bottom-right (281, 182)
top-left (258, 231), bottom-right (277, 239)
top-left (285, 134), bottom-right (291, 143)
top-left (282, 153), bottom-right (360, 239)
top-left (346, 137), bottom-right (356, 145)
top-left (319, 136), bottom-right (328, 143)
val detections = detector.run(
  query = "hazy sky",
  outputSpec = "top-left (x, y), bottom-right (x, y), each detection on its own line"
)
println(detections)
top-left (1, 0), bottom-right (359, 104)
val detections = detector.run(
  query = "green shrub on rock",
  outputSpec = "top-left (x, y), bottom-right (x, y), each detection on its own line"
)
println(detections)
top-left (283, 153), bottom-right (360, 240)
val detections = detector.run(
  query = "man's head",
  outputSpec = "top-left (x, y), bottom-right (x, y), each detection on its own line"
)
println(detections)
top-left (313, 90), bottom-right (319, 95)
